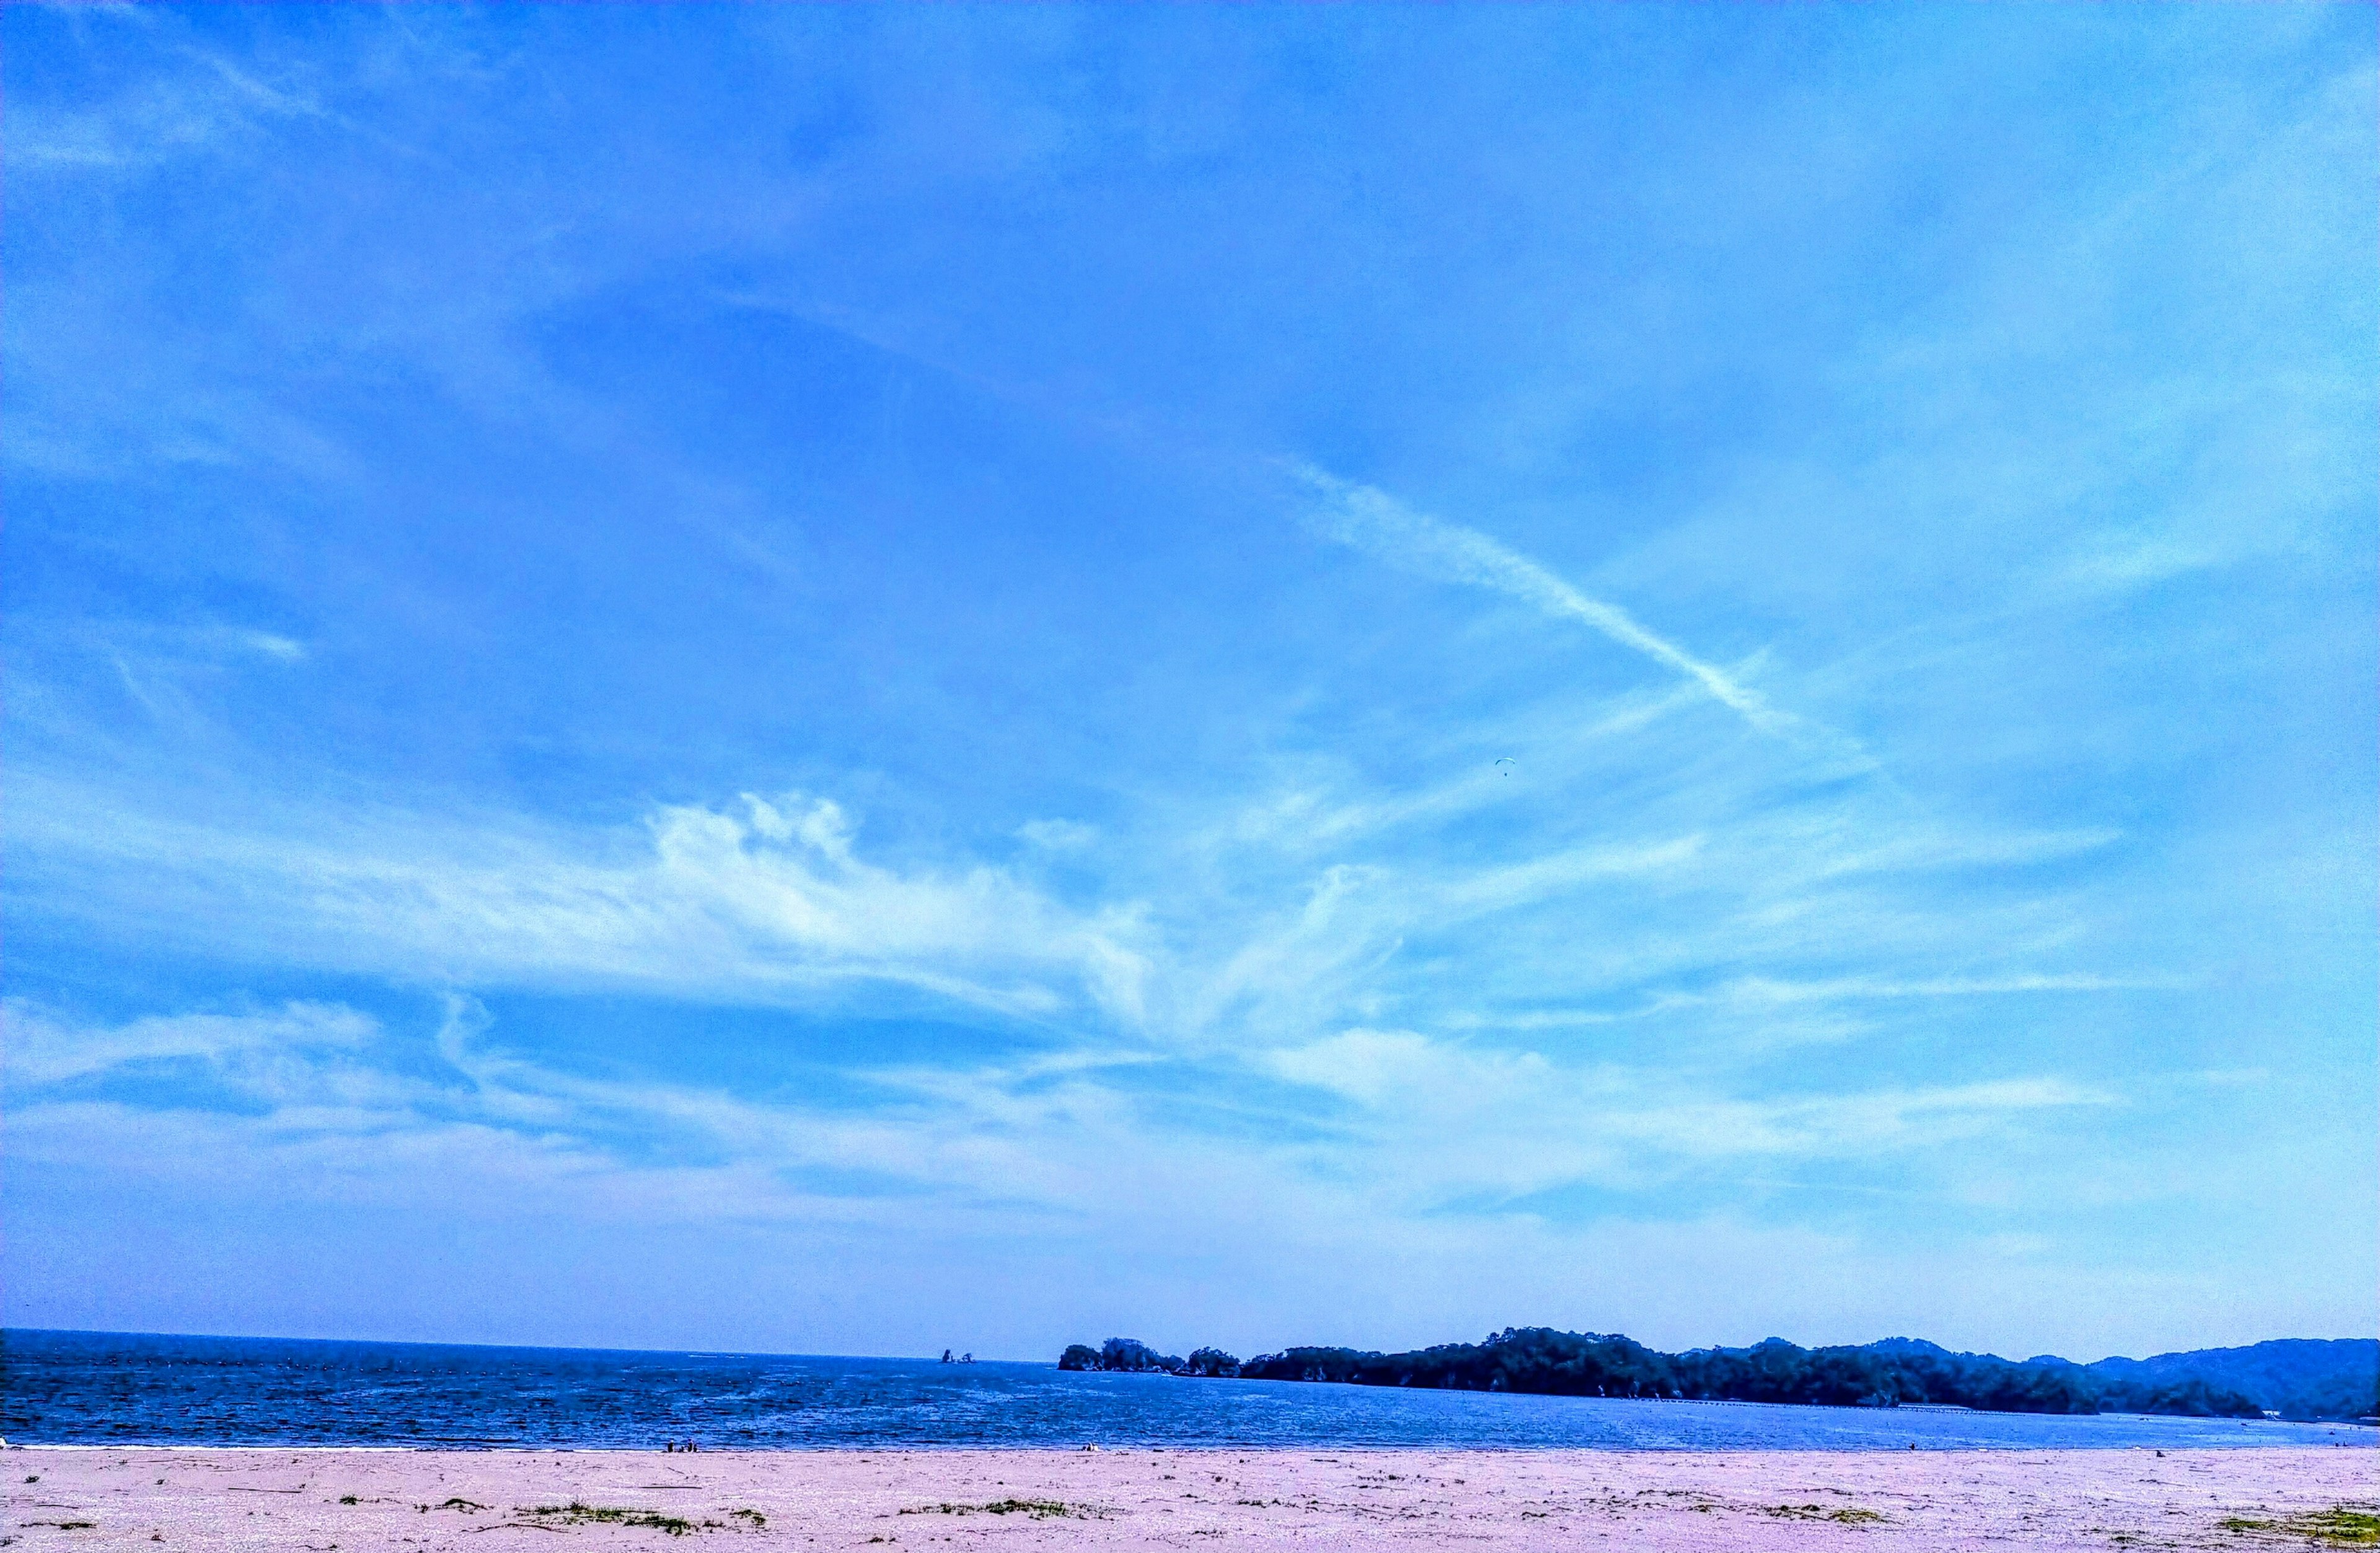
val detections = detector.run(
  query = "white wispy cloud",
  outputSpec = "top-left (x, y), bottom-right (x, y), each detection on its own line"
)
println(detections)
top-left (9, 723), bottom-right (2154, 1081)
top-left (226, 628), bottom-right (307, 662)
top-left (2, 999), bottom-right (374, 1088)
top-left (1712, 972), bottom-right (2174, 1005)
top-left (9, 779), bottom-right (1153, 1028)
top-left (1432, 835), bottom-right (1707, 917)
top-left (7, 998), bottom-right (2112, 1235)
top-left (7, 979), bottom-right (2318, 1358)
top-left (1260, 1027), bottom-right (2113, 1204)
top-left (1015, 817), bottom-right (1099, 851)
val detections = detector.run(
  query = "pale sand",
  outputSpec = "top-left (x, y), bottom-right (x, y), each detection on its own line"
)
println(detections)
top-left (5, 1445), bottom-right (2371, 1551)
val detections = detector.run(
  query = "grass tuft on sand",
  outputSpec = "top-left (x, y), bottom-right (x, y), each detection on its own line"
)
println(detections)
top-left (2220, 1506), bottom-right (2380, 1547)
top-left (1764, 1504), bottom-right (1887, 1524)
top-left (901, 1498), bottom-right (1083, 1520)
top-left (523, 1501), bottom-right (721, 1536)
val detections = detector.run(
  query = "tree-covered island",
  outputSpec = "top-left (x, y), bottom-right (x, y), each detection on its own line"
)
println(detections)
top-left (1057, 1329), bottom-right (2380, 1421)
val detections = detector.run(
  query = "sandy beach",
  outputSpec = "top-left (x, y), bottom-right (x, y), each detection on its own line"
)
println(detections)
top-left (4, 1445), bottom-right (2369, 1551)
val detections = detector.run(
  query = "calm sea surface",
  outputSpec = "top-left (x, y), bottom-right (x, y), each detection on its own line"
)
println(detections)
top-left (3, 1331), bottom-right (2368, 1452)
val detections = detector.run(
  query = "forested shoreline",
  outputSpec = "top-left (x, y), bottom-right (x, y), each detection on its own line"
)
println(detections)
top-left (1058, 1329), bottom-right (2379, 1422)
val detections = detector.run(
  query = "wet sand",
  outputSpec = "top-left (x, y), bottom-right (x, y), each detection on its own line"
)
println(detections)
top-left (4, 1444), bottom-right (2369, 1551)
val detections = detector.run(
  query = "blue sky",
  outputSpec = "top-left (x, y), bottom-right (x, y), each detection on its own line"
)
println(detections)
top-left (6, 3), bottom-right (2373, 1364)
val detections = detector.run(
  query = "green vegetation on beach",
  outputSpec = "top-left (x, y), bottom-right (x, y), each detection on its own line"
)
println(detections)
top-left (522, 1502), bottom-right (715, 1536)
top-left (901, 1498), bottom-right (1084, 1519)
top-left (2219, 1507), bottom-right (2380, 1546)
top-left (1765, 1504), bottom-right (1888, 1523)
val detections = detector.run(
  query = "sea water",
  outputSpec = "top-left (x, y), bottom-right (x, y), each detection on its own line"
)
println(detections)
top-left (2, 1330), bottom-right (2367, 1451)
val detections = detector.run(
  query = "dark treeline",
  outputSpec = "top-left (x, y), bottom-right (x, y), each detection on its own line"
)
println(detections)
top-left (1060, 1328), bottom-right (2377, 1420)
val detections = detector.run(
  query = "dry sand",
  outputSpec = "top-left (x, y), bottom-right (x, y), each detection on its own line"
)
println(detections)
top-left (5, 1445), bottom-right (2370, 1551)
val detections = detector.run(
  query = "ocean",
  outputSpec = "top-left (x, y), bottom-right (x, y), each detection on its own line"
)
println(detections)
top-left (3, 1330), bottom-right (2368, 1452)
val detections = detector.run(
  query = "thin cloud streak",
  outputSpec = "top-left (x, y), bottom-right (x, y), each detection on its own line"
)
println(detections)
top-left (1292, 463), bottom-right (1787, 733)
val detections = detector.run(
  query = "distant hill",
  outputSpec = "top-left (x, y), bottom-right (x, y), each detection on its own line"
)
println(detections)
top-left (1060, 1329), bottom-right (2379, 1422)
top-left (1843, 1335), bottom-right (2378, 1421)
top-left (2084, 1339), bottom-right (2379, 1422)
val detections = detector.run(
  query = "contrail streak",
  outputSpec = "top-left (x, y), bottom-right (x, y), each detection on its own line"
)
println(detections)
top-left (1294, 464), bottom-right (1782, 731)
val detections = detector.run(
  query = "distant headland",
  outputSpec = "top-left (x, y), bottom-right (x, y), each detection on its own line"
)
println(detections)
top-left (1059, 1329), bottom-right (2379, 1422)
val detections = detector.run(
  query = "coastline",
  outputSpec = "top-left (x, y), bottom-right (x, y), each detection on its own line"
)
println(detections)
top-left (8, 1444), bottom-right (2371, 1550)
